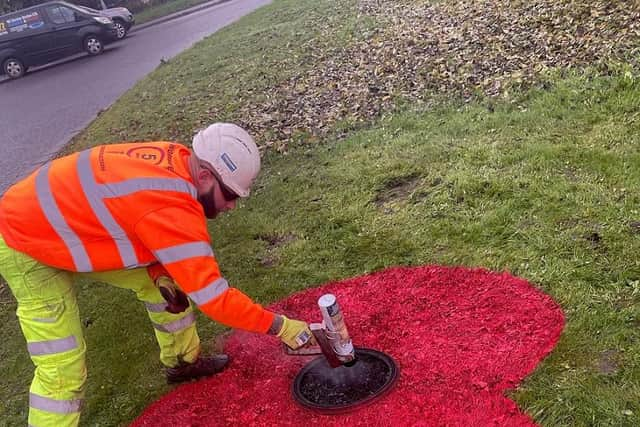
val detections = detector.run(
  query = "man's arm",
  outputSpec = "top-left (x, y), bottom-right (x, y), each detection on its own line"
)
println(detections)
top-left (136, 205), bottom-right (275, 333)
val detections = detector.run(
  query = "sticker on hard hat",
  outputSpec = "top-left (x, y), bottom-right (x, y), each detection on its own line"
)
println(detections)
top-left (221, 153), bottom-right (237, 172)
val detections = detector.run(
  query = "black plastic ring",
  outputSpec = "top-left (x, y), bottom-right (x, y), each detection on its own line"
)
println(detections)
top-left (292, 347), bottom-right (399, 414)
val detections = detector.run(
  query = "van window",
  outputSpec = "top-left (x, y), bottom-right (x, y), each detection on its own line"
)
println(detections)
top-left (45, 5), bottom-right (80, 25)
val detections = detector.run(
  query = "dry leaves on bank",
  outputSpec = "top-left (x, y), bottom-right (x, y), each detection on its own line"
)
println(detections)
top-left (232, 0), bottom-right (640, 150)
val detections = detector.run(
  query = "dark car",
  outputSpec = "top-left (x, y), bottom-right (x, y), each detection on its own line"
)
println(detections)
top-left (77, 2), bottom-right (135, 40)
top-left (0, 1), bottom-right (117, 79)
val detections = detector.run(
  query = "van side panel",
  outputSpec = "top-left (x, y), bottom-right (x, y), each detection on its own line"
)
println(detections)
top-left (0, 7), bottom-right (52, 68)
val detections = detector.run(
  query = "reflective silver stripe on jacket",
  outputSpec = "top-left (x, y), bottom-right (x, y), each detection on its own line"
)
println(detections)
top-left (145, 301), bottom-right (169, 313)
top-left (78, 150), bottom-right (138, 268)
top-left (29, 393), bottom-right (82, 414)
top-left (153, 242), bottom-right (214, 265)
top-left (188, 278), bottom-right (229, 306)
top-left (27, 336), bottom-right (78, 356)
top-left (152, 312), bottom-right (196, 333)
top-left (35, 149), bottom-right (197, 272)
top-left (36, 163), bottom-right (93, 272)
top-left (101, 177), bottom-right (197, 199)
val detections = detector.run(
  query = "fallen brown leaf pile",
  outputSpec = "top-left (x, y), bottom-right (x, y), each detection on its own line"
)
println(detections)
top-left (234, 0), bottom-right (640, 150)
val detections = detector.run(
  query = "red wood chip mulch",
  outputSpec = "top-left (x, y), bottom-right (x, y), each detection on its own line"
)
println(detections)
top-left (132, 265), bottom-right (565, 426)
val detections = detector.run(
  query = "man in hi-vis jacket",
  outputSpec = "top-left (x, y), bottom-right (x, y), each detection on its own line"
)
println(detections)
top-left (0, 123), bottom-right (313, 427)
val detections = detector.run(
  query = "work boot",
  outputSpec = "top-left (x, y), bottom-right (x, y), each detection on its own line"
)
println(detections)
top-left (166, 354), bottom-right (230, 384)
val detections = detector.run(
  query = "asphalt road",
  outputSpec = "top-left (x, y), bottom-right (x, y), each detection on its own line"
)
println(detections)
top-left (0, 0), bottom-right (271, 194)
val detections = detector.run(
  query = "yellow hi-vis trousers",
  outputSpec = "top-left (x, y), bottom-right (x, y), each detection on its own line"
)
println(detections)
top-left (0, 236), bottom-right (200, 427)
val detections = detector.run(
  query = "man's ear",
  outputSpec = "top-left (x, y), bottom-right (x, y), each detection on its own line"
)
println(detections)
top-left (197, 167), bottom-right (215, 185)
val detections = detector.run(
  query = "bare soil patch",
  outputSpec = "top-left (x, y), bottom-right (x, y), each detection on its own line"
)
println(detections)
top-left (256, 233), bottom-right (297, 267)
top-left (373, 173), bottom-right (423, 208)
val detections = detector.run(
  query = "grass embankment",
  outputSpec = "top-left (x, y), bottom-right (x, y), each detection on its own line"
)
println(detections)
top-left (1, 0), bottom-right (640, 425)
top-left (133, 0), bottom-right (219, 25)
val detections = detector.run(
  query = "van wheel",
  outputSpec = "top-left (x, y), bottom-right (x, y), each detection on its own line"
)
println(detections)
top-left (84, 35), bottom-right (104, 55)
top-left (113, 20), bottom-right (127, 40)
top-left (3, 57), bottom-right (26, 79)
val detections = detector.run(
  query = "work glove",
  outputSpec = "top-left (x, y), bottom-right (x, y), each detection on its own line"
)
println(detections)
top-left (277, 315), bottom-right (314, 350)
top-left (156, 276), bottom-right (190, 314)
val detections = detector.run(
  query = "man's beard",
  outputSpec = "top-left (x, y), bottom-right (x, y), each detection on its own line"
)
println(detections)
top-left (198, 187), bottom-right (219, 219)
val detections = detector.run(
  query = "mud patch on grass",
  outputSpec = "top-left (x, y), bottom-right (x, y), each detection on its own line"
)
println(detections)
top-left (584, 231), bottom-right (607, 252)
top-left (585, 231), bottom-right (601, 245)
top-left (255, 233), bottom-right (297, 267)
top-left (260, 254), bottom-right (279, 268)
top-left (597, 349), bottom-right (620, 375)
top-left (628, 220), bottom-right (640, 234)
top-left (614, 296), bottom-right (637, 310)
top-left (256, 232), bottom-right (297, 249)
top-left (563, 166), bottom-right (579, 182)
top-left (556, 217), bottom-right (579, 230)
top-left (517, 218), bottom-right (536, 230)
top-left (373, 173), bottom-right (423, 210)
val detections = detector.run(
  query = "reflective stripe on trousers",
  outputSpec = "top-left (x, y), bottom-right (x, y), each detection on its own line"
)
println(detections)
top-left (77, 268), bottom-right (201, 367)
top-left (0, 236), bottom-right (86, 427)
top-left (28, 336), bottom-right (78, 356)
top-left (30, 393), bottom-right (83, 414)
top-left (0, 236), bottom-right (200, 426)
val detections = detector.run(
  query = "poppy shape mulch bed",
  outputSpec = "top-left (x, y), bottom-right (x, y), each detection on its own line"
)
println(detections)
top-left (132, 265), bottom-right (565, 426)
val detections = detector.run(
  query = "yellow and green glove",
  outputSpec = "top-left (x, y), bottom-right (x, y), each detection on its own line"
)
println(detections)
top-left (276, 315), bottom-right (313, 350)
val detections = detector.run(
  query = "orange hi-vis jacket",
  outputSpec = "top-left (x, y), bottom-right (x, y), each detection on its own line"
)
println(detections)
top-left (0, 142), bottom-right (275, 333)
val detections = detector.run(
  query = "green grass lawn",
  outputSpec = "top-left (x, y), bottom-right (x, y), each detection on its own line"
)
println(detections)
top-left (1, 0), bottom-right (640, 425)
top-left (133, 0), bottom-right (219, 25)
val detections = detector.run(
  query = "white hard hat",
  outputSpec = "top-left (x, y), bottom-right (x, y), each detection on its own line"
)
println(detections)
top-left (192, 123), bottom-right (261, 197)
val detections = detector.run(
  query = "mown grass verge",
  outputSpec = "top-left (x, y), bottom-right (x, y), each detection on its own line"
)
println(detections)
top-left (133, 0), bottom-right (220, 25)
top-left (1, 0), bottom-right (640, 426)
